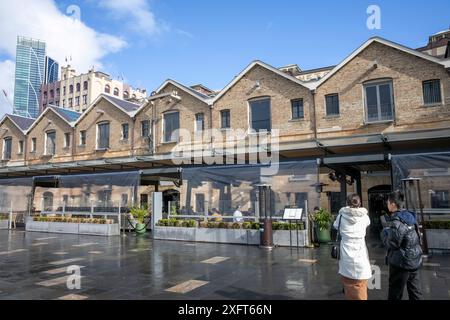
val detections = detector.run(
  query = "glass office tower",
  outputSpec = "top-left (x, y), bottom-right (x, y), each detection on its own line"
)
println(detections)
top-left (45, 56), bottom-right (59, 84)
top-left (13, 37), bottom-right (47, 119)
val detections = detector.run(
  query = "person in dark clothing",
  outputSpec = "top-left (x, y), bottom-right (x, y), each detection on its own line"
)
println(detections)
top-left (381, 191), bottom-right (423, 300)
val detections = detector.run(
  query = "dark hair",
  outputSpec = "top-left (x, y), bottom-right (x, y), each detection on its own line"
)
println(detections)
top-left (387, 190), bottom-right (404, 209)
top-left (347, 194), bottom-right (361, 208)
top-left (313, 206), bottom-right (320, 211)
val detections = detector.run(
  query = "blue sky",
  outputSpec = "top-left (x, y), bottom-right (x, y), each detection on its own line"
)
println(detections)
top-left (0, 0), bottom-right (449, 114)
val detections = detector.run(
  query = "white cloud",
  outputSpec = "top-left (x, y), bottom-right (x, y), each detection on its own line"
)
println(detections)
top-left (0, 0), bottom-right (127, 116)
top-left (0, 60), bottom-right (15, 116)
top-left (99, 0), bottom-right (162, 36)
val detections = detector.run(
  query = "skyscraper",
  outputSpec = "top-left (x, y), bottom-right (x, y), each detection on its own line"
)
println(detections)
top-left (13, 36), bottom-right (47, 119)
top-left (45, 56), bottom-right (59, 84)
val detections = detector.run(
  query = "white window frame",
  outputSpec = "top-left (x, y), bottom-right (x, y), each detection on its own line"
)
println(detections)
top-left (2, 137), bottom-right (12, 160)
top-left (18, 140), bottom-right (24, 155)
top-left (79, 131), bottom-right (86, 146)
top-left (45, 131), bottom-right (56, 156)
top-left (161, 111), bottom-right (180, 143)
top-left (121, 123), bottom-right (129, 140)
top-left (363, 79), bottom-right (395, 124)
top-left (96, 121), bottom-right (110, 150)
top-left (64, 132), bottom-right (70, 148)
top-left (195, 113), bottom-right (205, 132)
top-left (247, 96), bottom-right (272, 134)
top-left (422, 79), bottom-right (443, 106)
top-left (31, 138), bottom-right (37, 152)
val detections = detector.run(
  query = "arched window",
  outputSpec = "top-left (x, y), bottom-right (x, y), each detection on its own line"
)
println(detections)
top-left (123, 91), bottom-right (129, 99)
top-left (56, 88), bottom-right (60, 96)
top-left (43, 91), bottom-right (48, 100)
top-left (83, 81), bottom-right (88, 90)
top-left (76, 83), bottom-right (80, 92)
top-left (113, 88), bottom-right (119, 96)
top-left (50, 89), bottom-right (54, 99)
top-left (69, 85), bottom-right (73, 94)
top-left (104, 84), bottom-right (110, 94)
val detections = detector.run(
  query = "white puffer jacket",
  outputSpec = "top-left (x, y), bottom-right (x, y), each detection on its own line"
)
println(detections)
top-left (333, 206), bottom-right (372, 280)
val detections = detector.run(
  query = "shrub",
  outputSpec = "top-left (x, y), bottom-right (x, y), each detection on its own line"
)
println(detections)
top-left (231, 222), bottom-right (242, 229)
top-left (242, 222), bottom-right (252, 229)
top-left (251, 222), bottom-right (260, 230)
top-left (218, 222), bottom-right (229, 229)
top-left (181, 220), bottom-right (189, 227)
top-left (199, 221), bottom-right (208, 228)
top-left (186, 220), bottom-right (197, 228)
top-left (173, 220), bottom-right (182, 227)
top-left (130, 206), bottom-right (149, 224)
top-left (157, 219), bottom-right (168, 226)
top-left (424, 220), bottom-right (450, 229)
top-left (314, 209), bottom-right (332, 231)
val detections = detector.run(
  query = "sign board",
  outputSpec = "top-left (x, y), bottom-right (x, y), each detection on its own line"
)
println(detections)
top-left (283, 208), bottom-right (303, 220)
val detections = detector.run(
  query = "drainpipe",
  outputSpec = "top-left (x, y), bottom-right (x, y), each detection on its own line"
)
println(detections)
top-left (130, 117), bottom-right (135, 157)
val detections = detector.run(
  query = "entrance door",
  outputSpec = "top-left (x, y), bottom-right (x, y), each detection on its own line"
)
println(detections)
top-left (368, 185), bottom-right (391, 232)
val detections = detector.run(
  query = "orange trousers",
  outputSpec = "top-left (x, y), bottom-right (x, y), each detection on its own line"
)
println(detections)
top-left (341, 276), bottom-right (368, 300)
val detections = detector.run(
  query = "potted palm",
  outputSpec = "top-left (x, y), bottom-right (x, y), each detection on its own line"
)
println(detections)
top-left (313, 208), bottom-right (332, 243)
top-left (131, 206), bottom-right (149, 234)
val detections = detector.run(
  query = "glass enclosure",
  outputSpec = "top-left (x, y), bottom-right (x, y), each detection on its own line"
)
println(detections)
top-left (179, 160), bottom-right (318, 221)
top-left (391, 152), bottom-right (450, 220)
top-left (32, 171), bottom-right (140, 217)
top-left (0, 177), bottom-right (33, 223)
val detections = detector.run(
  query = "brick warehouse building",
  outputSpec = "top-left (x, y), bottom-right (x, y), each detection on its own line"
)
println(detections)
top-left (1, 36), bottom-right (450, 234)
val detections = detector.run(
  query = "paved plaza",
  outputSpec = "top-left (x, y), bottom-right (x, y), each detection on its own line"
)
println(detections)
top-left (0, 229), bottom-right (449, 300)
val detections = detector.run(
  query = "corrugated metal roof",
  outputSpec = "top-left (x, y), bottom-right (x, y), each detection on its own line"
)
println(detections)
top-left (104, 95), bottom-right (141, 112)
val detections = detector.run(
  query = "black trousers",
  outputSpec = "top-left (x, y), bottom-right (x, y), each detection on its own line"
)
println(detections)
top-left (388, 265), bottom-right (423, 300)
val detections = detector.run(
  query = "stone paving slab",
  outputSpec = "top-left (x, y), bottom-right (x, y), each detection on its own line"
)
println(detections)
top-left (0, 229), bottom-right (449, 300)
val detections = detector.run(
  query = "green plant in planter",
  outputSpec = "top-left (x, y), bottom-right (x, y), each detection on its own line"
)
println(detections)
top-left (231, 222), bottom-right (242, 229)
top-left (187, 220), bottom-right (197, 228)
top-left (131, 206), bottom-right (149, 234)
top-left (314, 208), bottom-right (332, 243)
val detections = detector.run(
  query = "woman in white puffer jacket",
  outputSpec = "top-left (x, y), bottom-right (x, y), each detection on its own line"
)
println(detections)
top-left (333, 193), bottom-right (372, 300)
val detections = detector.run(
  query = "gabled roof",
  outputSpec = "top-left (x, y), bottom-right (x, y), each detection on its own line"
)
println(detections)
top-left (0, 114), bottom-right (35, 133)
top-left (48, 106), bottom-right (81, 123)
top-left (313, 36), bottom-right (449, 89)
top-left (25, 105), bottom-right (81, 133)
top-left (211, 60), bottom-right (313, 104)
top-left (156, 79), bottom-right (213, 104)
top-left (74, 94), bottom-right (140, 125)
top-left (130, 92), bottom-right (181, 118)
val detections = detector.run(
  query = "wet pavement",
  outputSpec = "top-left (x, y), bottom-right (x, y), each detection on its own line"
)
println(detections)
top-left (0, 229), bottom-right (449, 300)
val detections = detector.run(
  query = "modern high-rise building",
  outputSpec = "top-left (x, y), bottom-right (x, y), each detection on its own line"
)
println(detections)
top-left (45, 56), bottom-right (59, 84)
top-left (13, 36), bottom-right (47, 119)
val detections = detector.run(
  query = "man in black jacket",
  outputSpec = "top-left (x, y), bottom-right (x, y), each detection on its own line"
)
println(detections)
top-left (381, 191), bottom-right (423, 300)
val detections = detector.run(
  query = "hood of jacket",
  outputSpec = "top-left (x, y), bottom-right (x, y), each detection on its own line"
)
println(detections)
top-left (390, 210), bottom-right (417, 226)
top-left (339, 206), bottom-right (368, 225)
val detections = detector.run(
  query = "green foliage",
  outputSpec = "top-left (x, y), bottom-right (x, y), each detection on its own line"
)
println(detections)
top-left (231, 222), bottom-right (242, 229)
top-left (272, 221), bottom-right (305, 230)
top-left (131, 206), bottom-right (149, 224)
top-left (313, 209), bottom-right (333, 231)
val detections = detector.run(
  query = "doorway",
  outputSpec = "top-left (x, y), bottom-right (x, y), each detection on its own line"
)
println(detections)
top-left (368, 185), bottom-right (391, 232)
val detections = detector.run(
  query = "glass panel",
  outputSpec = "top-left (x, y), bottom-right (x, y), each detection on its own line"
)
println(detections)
top-left (46, 132), bottom-right (56, 155)
top-left (3, 139), bottom-right (12, 159)
top-left (250, 99), bottom-right (271, 132)
top-left (221, 110), bottom-right (230, 128)
top-left (423, 81), bottom-right (441, 104)
top-left (365, 85), bottom-right (379, 122)
top-left (164, 112), bottom-right (179, 142)
top-left (378, 83), bottom-right (393, 120)
top-left (98, 123), bottom-right (109, 149)
top-left (196, 113), bottom-right (204, 131)
top-left (326, 94), bottom-right (339, 115)
top-left (392, 152), bottom-right (450, 222)
top-left (180, 161), bottom-right (318, 220)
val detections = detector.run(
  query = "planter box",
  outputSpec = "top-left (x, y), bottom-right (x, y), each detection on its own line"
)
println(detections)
top-left (153, 226), bottom-right (260, 245)
top-left (273, 230), bottom-right (307, 247)
top-left (26, 221), bottom-right (119, 236)
top-left (0, 220), bottom-right (9, 230)
top-left (426, 229), bottom-right (450, 250)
